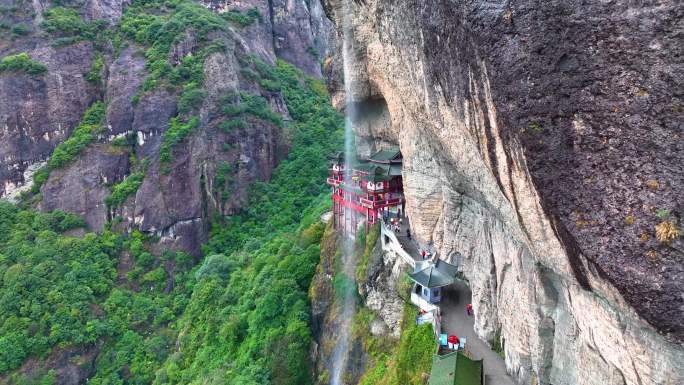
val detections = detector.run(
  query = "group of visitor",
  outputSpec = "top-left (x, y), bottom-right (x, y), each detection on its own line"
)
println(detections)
top-left (420, 249), bottom-right (433, 260)
top-left (389, 217), bottom-right (402, 233)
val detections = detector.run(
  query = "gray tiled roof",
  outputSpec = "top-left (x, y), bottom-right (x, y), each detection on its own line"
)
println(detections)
top-left (368, 147), bottom-right (402, 163)
top-left (409, 259), bottom-right (459, 288)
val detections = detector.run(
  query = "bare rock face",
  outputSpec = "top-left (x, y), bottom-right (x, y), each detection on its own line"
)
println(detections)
top-left (84, 0), bottom-right (131, 22)
top-left (270, 0), bottom-right (327, 77)
top-left (201, 0), bottom-right (334, 76)
top-left (324, 0), bottom-right (683, 384)
top-left (359, 237), bottom-right (407, 337)
top-left (106, 47), bottom-right (147, 136)
top-left (40, 144), bottom-right (130, 231)
top-left (0, 42), bottom-right (98, 197)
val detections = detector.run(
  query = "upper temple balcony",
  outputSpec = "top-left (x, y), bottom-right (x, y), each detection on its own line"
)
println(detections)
top-left (359, 195), bottom-right (403, 209)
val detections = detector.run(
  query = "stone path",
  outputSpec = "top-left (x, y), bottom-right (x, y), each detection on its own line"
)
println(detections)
top-left (392, 216), bottom-right (422, 258)
top-left (440, 282), bottom-right (515, 385)
top-left (393, 216), bottom-right (514, 385)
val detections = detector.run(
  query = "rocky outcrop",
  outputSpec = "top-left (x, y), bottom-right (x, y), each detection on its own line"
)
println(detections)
top-left (0, 0), bottom-right (335, 256)
top-left (201, 0), bottom-right (335, 76)
top-left (6, 345), bottom-right (100, 385)
top-left (324, 0), bottom-right (684, 384)
top-left (40, 144), bottom-right (130, 230)
top-left (0, 41), bottom-right (98, 198)
top-left (358, 235), bottom-right (407, 338)
top-left (270, 0), bottom-right (334, 77)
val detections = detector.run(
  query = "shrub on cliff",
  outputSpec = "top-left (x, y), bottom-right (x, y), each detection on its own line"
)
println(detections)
top-left (105, 172), bottom-right (145, 208)
top-left (159, 116), bottom-right (199, 163)
top-left (31, 102), bottom-right (105, 193)
top-left (177, 82), bottom-right (205, 114)
top-left (119, 0), bottom-right (225, 92)
top-left (0, 53), bottom-right (47, 76)
top-left (42, 7), bottom-right (89, 36)
top-left (85, 54), bottom-right (104, 84)
top-left (221, 7), bottom-right (262, 27)
top-left (48, 102), bottom-right (106, 169)
top-left (41, 6), bottom-right (107, 45)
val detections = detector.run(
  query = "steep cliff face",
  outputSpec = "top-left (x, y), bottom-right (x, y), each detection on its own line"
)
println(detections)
top-left (323, 1), bottom-right (683, 384)
top-left (0, 0), bottom-right (335, 255)
top-left (310, 222), bottom-right (408, 384)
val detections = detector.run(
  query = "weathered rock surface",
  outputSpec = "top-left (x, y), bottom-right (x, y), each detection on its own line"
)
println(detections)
top-left (40, 144), bottom-right (130, 230)
top-left (0, 41), bottom-right (98, 198)
top-left (359, 236), bottom-right (407, 338)
top-left (106, 46), bottom-right (146, 136)
top-left (201, 0), bottom-right (334, 76)
top-left (324, 0), bottom-right (684, 384)
top-left (0, 0), bottom-right (334, 257)
top-left (6, 345), bottom-right (100, 385)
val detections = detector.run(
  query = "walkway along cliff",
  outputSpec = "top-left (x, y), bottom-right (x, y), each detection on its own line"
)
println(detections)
top-left (319, 1), bottom-right (684, 384)
top-left (324, 145), bottom-right (515, 384)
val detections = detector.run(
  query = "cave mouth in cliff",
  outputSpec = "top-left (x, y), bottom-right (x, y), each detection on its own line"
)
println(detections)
top-left (348, 96), bottom-right (390, 134)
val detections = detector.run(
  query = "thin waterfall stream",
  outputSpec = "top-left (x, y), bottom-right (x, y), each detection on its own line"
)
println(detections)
top-left (330, 0), bottom-right (358, 383)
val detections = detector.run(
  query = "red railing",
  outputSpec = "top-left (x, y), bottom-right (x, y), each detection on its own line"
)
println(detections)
top-left (333, 194), bottom-right (368, 213)
top-left (326, 177), bottom-right (341, 186)
top-left (359, 197), bottom-right (402, 209)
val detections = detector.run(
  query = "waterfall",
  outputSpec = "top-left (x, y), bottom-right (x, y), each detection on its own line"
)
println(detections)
top-left (329, 0), bottom-right (358, 384)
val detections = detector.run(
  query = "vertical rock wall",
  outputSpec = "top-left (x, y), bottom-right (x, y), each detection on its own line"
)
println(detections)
top-left (323, 0), bottom-right (684, 384)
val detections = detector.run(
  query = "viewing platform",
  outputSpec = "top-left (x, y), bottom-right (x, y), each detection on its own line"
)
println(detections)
top-left (359, 196), bottom-right (403, 209)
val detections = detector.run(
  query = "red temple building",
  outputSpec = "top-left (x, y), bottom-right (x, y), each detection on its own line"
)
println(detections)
top-left (327, 148), bottom-right (404, 235)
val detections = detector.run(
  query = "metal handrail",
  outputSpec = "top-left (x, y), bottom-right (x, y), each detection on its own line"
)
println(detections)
top-left (380, 221), bottom-right (415, 267)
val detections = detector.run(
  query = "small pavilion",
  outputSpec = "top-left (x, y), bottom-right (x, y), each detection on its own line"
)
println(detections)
top-left (409, 259), bottom-right (459, 304)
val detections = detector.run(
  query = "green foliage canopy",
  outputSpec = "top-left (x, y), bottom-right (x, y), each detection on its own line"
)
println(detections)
top-left (0, 202), bottom-right (117, 373)
top-left (0, 53), bottom-right (47, 75)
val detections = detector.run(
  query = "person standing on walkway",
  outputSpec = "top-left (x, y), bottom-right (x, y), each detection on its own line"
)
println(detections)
top-left (466, 303), bottom-right (473, 316)
top-left (406, 228), bottom-right (411, 239)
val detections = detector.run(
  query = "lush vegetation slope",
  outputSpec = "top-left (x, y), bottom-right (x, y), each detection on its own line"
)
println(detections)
top-left (356, 305), bottom-right (435, 385)
top-left (0, 204), bottom-right (110, 373)
top-left (0, 58), bottom-right (341, 385)
top-left (150, 60), bottom-right (343, 385)
top-left (0, 201), bottom-right (196, 385)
